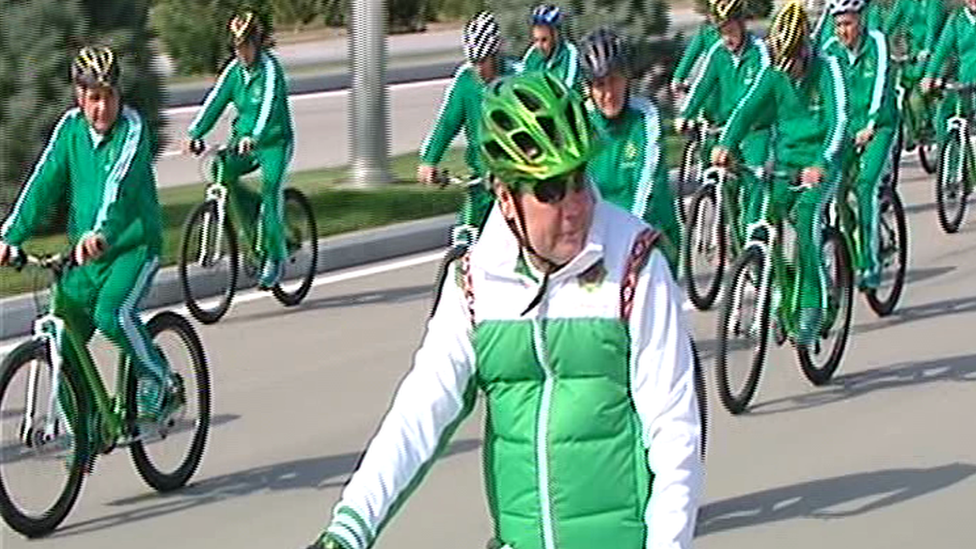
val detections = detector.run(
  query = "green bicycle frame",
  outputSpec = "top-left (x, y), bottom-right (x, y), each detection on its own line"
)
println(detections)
top-left (48, 282), bottom-right (134, 450)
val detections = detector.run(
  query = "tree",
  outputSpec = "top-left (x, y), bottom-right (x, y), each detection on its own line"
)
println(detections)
top-left (154, 0), bottom-right (272, 76)
top-left (490, 0), bottom-right (680, 95)
top-left (691, 0), bottom-right (775, 19)
top-left (0, 0), bottom-right (166, 228)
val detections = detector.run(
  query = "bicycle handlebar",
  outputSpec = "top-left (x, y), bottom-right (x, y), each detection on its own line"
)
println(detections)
top-left (6, 251), bottom-right (76, 274)
top-left (432, 169), bottom-right (482, 189)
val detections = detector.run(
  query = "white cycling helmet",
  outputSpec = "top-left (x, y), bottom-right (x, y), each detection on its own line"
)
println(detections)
top-left (828, 0), bottom-right (866, 15)
top-left (463, 11), bottom-right (501, 62)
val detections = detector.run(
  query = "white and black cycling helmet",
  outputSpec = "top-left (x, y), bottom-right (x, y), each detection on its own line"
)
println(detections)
top-left (530, 4), bottom-right (564, 27)
top-left (463, 11), bottom-right (501, 62)
top-left (579, 27), bottom-right (628, 80)
top-left (828, 0), bottom-right (866, 15)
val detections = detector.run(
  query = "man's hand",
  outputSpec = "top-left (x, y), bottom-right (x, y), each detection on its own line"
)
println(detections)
top-left (711, 146), bottom-right (731, 167)
top-left (75, 233), bottom-right (106, 265)
top-left (855, 127), bottom-right (875, 147)
top-left (183, 139), bottom-right (205, 156)
top-left (670, 80), bottom-right (689, 99)
top-left (0, 241), bottom-right (13, 267)
top-left (920, 77), bottom-right (937, 94)
top-left (237, 136), bottom-right (255, 156)
top-left (417, 164), bottom-right (437, 185)
top-left (674, 117), bottom-right (688, 135)
top-left (800, 166), bottom-right (824, 188)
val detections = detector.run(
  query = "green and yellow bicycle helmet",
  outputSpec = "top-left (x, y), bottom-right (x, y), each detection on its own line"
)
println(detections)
top-left (768, 0), bottom-right (810, 70)
top-left (710, 0), bottom-right (745, 24)
top-left (480, 71), bottom-right (594, 190)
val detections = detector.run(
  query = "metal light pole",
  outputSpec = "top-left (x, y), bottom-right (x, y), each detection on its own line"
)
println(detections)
top-left (349, 0), bottom-right (393, 187)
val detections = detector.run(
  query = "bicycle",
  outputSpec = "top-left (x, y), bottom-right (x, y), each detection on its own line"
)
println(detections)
top-left (179, 143), bottom-right (319, 324)
top-left (683, 165), bottom-right (749, 311)
top-left (677, 116), bottom-right (724, 225)
top-left (0, 252), bottom-right (210, 537)
top-left (427, 169), bottom-right (485, 320)
top-left (715, 174), bottom-right (854, 415)
top-left (832, 144), bottom-right (909, 317)
top-left (891, 53), bottom-right (938, 181)
top-left (932, 81), bottom-right (976, 234)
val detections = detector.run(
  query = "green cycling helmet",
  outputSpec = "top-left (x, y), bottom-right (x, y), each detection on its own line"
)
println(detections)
top-left (480, 71), bottom-right (593, 189)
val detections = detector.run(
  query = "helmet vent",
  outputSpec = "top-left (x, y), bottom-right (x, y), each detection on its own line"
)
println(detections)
top-left (484, 140), bottom-right (512, 162)
top-left (537, 116), bottom-right (559, 146)
top-left (491, 110), bottom-right (517, 132)
top-left (514, 89), bottom-right (543, 113)
top-left (513, 131), bottom-right (542, 160)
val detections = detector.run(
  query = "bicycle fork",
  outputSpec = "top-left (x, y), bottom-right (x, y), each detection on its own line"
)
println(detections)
top-left (198, 183), bottom-right (229, 268)
top-left (21, 314), bottom-right (68, 447)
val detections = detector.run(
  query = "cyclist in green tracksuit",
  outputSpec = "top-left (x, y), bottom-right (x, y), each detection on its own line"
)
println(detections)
top-left (305, 71), bottom-right (701, 549)
top-left (418, 11), bottom-right (520, 234)
top-left (823, 0), bottom-right (900, 289)
top-left (521, 4), bottom-right (583, 92)
top-left (676, 0), bottom-right (772, 233)
top-left (921, 0), bottom-right (976, 142)
top-left (185, 11), bottom-right (294, 289)
top-left (671, 9), bottom-right (723, 125)
top-left (813, 0), bottom-right (888, 48)
top-left (0, 46), bottom-right (176, 424)
top-left (579, 28), bottom-right (683, 271)
top-left (712, 0), bottom-right (849, 345)
top-left (885, 0), bottom-right (946, 147)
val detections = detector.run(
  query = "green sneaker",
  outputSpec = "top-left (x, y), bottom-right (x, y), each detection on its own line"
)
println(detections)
top-left (258, 258), bottom-right (283, 290)
top-left (796, 307), bottom-right (824, 347)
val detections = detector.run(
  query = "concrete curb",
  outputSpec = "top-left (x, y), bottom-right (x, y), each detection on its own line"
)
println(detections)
top-left (0, 214), bottom-right (455, 341)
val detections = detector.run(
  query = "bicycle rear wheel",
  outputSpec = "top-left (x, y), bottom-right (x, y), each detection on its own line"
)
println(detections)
top-left (128, 312), bottom-right (210, 493)
top-left (0, 339), bottom-right (89, 537)
top-left (273, 188), bottom-right (319, 306)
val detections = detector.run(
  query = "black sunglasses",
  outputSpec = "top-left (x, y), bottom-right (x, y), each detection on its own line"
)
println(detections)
top-left (526, 170), bottom-right (587, 204)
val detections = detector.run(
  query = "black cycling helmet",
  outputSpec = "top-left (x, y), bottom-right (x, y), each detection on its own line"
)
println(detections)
top-left (579, 28), bottom-right (629, 80)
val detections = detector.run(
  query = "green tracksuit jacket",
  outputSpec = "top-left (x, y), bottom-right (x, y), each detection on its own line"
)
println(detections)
top-left (521, 38), bottom-right (583, 92)
top-left (673, 23), bottom-right (722, 123)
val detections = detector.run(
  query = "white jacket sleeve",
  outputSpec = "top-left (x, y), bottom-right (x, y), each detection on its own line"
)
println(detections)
top-left (628, 250), bottom-right (704, 549)
top-left (323, 268), bottom-right (478, 549)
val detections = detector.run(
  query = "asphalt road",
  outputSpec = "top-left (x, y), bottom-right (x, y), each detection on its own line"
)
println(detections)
top-left (156, 77), bottom-right (456, 189)
top-left (1, 157), bottom-right (975, 548)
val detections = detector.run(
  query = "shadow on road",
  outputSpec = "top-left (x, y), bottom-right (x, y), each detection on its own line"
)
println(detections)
top-left (222, 284), bottom-right (435, 325)
top-left (851, 290), bottom-right (976, 338)
top-left (696, 463), bottom-right (976, 537)
top-left (747, 351), bottom-right (976, 416)
top-left (50, 437), bottom-right (480, 538)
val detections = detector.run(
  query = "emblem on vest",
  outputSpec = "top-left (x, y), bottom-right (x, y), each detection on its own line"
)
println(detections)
top-left (578, 259), bottom-right (607, 292)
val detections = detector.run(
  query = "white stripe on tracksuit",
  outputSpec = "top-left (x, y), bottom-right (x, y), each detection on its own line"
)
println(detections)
top-left (119, 256), bottom-right (163, 381)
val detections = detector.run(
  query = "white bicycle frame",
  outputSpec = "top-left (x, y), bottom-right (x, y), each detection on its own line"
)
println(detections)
top-left (198, 182), bottom-right (229, 268)
top-left (449, 177), bottom-right (484, 247)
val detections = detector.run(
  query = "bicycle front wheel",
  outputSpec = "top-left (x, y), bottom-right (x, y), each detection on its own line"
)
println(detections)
top-left (716, 247), bottom-right (770, 415)
top-left (128, 312), bottom-right (210, 493)
top-left (677, 137), bottom-right (702, 223)
top-left (797, 226), bottom-right (853, 386)
top-left (179, 200), bottom-right (239, 324)
top-left (865, 187), bottom-right (908, 317)
top-left (273, 188), bottom-right (319, 307)
top-left (0, 339), bottom-right (89, 537)
top-left (684, 185), bottom-right (726, 311)
top-left (935, 129), bottom-right (969, 234)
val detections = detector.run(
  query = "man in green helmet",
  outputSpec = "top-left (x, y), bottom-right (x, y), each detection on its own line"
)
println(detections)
top-left (303, 72), bottom-right (702, 549)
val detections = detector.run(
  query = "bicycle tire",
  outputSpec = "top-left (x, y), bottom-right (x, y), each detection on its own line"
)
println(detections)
top-left (0, 339), bottom-right (89, 538)
top-left (865, 187), bottom-right (908, 317)
top-left (128, 312), bottom-right (211, 493)
top-left (677, 137), bottom-right (702, 224)
top-left (935, 129), bottom-right (968, 234)
top-left (684, 186), bottom-right (726, 311)
top-left (273, 188), bottom-right (319, 307)
top-left (690, 338), bottom-right (708, 461)
top-left (716, 247), bottom-right (770, 415)
top-left (179, 201), bottom-right (239, 324)
top-left (797, 226), bottom-right (853, 386)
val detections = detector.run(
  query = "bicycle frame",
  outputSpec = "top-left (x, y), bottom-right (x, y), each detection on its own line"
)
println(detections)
top-left (945, 94), bottom-right (972, 186)
top-left (21, 280), bottom-right (134, 452)
top-left (196, 150), bottom-right (264, 269)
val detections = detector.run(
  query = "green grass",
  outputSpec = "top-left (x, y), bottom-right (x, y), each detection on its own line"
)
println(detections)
top-left (0, 136), bottom-right (684, 298)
